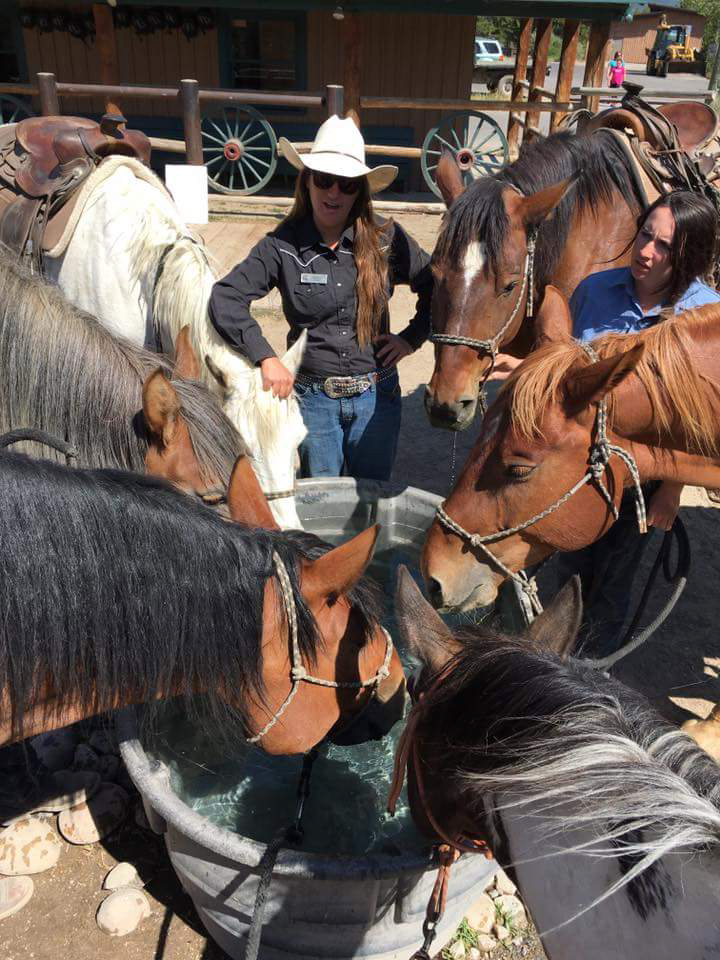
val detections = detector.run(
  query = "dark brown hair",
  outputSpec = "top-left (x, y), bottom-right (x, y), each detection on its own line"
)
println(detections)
top-left (635, 191), bottom-right (718, 304)
top-left (285, 170), bottom-right (391, 346)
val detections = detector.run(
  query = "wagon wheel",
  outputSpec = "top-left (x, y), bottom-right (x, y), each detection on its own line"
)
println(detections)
top-left (421, 110), bottom-right (509, 198)
top-left (201, 105), bottom-right (277, 195)
top-left (0, 94), bottom-right (34, 125)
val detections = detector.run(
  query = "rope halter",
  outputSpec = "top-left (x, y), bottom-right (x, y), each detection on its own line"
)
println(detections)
top-left (429, 227), bottom-right (538, 410)
top-left (246, 551), bottom-right (394, 744)
top-left (434, 343), bottom-right (647, 614)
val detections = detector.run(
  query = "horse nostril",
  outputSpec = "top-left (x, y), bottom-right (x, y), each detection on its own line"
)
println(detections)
top-left (426, 577), bottom-right (444, 609)
top-left (458, 396), bottom-right (476, 410)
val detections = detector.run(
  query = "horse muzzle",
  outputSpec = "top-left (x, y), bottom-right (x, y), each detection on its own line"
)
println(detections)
top-left (327, 679), bottom-right (407, 746)
top-left (424, 386), bottom-right (478, 431)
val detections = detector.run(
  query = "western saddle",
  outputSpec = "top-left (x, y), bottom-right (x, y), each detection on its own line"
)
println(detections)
top-left (0, 113), bottom-right (151, 268)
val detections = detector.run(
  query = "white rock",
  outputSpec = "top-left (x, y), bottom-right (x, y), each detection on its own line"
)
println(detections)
top-left (495, 894), bottom-right (527, 926)
top-left (467, 950), bottom-right (481, 960)
top-left (103, 862), bottom-right (143, 891)
top-left (73, 744), bottom-right (101, 772)
top-left (488, 887), bottom-right (500, 899)
top-left (475, 934), bottom-right (498, 954)
top-left (0, 817), bottom-right (62, 875)
top-left (30, 729), bottom-right (79, 771)
top-left (31, 770), bottom-right (101, 814)
top-left (89, 730), bottom-right (117, 755)
top-left (58, 783), bottom-right (128, 845)
top-left (494, 923), bottom-right (510, 941)
top-left (448, 940), bottom-right (466, 960)
top-left (96, 888), bottom-right (150, 936)
top-left (465, 893), bottom-right (496, 934)
top-left (494, 869), bottom-right (517, 896)
top-left (97, 755), bottom-right (120, 783)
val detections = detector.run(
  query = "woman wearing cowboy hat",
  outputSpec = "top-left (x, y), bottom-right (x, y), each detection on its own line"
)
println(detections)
top-left (209, 115), bottom-right (433, 483)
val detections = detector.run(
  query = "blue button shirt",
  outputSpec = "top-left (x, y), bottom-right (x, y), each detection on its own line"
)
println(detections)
top-left (570, 267), bottom-right (720, 343)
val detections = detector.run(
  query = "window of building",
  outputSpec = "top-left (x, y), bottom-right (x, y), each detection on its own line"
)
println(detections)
top-left (229, 15), bottom-right (304, 91)
top-left (0, 14), bottom-right (21, 83)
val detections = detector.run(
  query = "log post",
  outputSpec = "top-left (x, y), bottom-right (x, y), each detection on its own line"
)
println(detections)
top-left (507, 18), bottom-right (533, 159)
top-left (180, 79), bottom-right (203, 166)
top-left (37, 72), bottom-right (60, 116)
top-left (581, 20), bottom-right (611, 116)
top-left (326, 84), bottom-right (344, 118)
top-left (550, 19), bottom-right (581, 133)
top-left (92, 3), bottom-right (122, 116)
top-left (524, 18), bottom-right (553, 143)
top-left (343, 13), bottom-right (362, 122)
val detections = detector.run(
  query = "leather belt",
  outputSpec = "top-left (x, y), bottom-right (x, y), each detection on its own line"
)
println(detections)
top-left (296, 368), bottom-right (396, 400)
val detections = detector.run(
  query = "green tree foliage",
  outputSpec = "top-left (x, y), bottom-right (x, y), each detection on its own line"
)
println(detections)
top-left (475, 16), bottom-right (588, 59)
top-left (681, 0), bottom-right (720, 42)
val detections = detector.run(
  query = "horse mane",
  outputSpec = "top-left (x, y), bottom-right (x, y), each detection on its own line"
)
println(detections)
top-left (0, 255), bottom-right (244, 484)
top-left (421, 629), bottom-right (720, 910)
top-left (500, 303), bottom-right (720, 456)
top-left (0, 452), bottom-right (381, 742)
top-left (434, 130), bottom-right (644, 286)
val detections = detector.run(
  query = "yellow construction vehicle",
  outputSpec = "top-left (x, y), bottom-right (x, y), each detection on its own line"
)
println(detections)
top-left (646, 15), bottom-right (706, 77)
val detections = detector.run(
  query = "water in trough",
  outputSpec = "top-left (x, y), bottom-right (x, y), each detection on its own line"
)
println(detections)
top-left (147, 546), bottom-right (486, 858)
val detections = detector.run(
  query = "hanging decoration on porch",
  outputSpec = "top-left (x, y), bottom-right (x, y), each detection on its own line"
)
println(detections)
top-left (18, 6), bottom-right (215, 42)
top-left (18, 9), bottom-right (95, 45)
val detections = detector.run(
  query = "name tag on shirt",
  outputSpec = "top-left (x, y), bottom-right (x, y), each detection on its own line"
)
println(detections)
top-left (300, 273), bottom-right (328, 285)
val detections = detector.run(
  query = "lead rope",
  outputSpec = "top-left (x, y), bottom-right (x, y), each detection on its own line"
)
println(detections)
top-left (246, 552), bottom-right (394, 744)
top-left (434, 343), bottom-right (647, 616)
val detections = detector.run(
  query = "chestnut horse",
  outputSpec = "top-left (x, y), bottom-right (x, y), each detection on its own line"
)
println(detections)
top-left (392, 570), bottom-right (720, 960)
top-left (422, 289), bottom-right (720, 611)
top-left (0, 451), bottom-right (405, 756)
top-left (426, 131), bottom-right (649, 430)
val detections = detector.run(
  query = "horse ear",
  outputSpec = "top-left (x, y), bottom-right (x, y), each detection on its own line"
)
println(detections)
top-left (394, 565), bottom-right (457, 671)
top-left (227, 455), bottom-right (280, 530)
top-left (534, 285), bottom-right (573, 347)
top-left (174, 326), bottom-right (201, 381)
top-left (436, 151), bottom-right (465, 208)
top-left (281, 330), bottom-right (307, 377)
top-left (301, 525), bottom-right (380, 612)
top-left (508, 176), bottom-right (576, 227)
top-left (143, 369), bottom-right (181, 446)
top-left (564, 343), bottom-right (644, 408)
top-left (527, 576), bottom-right (583, 659)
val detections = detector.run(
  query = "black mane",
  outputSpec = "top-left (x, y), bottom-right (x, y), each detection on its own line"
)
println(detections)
top-left (0, 453), bottom-right (380, 740)
top-left (434, 130), bottom-right (645, 286)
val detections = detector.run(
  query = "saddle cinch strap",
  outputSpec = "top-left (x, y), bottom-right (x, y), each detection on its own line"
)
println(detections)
top-left (0, 114), bottom-right (151, 268)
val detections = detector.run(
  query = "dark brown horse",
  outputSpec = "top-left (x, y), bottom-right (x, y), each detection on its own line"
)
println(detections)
top-left (0, 452), bottom-right (405, 755)
top-left (422, 288), bottom-right (720, 611)
top-left (426, 130), bottom-right (649, 430)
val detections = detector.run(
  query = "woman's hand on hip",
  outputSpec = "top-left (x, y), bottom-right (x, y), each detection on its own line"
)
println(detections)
top-left (487, 353), bottom-right (523, 382)
top-left (647, 481), bottom-right (683, 531)
top-left (375, 333), bottom-right (413, 368)
top-left (260, 357), bottom-right (295, 399)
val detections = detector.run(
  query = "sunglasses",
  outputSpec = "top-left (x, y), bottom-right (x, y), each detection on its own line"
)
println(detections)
top-left (311, 171), bottom-right (361, 195)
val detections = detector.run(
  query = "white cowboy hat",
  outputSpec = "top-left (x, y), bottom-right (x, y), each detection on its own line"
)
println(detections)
top-left (278, 115), bottom-right (398, 194)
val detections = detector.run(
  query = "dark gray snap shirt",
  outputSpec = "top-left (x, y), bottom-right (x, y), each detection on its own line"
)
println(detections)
top-left (208, 215), bottom-right (433, 378)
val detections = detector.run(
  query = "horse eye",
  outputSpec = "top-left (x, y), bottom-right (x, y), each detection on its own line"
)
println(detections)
top-left (505, 463), bottom-right (535, 480)
top-left (503, 281), bottom-right (517, 295)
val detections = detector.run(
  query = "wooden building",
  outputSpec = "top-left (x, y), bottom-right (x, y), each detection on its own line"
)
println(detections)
top-left (607, 4), bottom-right (706, 63)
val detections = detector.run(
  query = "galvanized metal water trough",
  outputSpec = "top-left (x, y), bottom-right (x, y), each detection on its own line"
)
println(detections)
top-left (118, 479), bottom-right (497, 960)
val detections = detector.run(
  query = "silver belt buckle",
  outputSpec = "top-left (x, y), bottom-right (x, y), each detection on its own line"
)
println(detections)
top-left (323, 376), bottom-right (371, 399)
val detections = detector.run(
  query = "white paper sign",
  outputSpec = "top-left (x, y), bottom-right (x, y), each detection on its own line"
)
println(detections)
top-left (165, 164), bottom-right (209, 225)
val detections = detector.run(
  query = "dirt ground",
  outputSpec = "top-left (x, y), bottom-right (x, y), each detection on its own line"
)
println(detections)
top-left (4, 207), bottom-right (719, 960)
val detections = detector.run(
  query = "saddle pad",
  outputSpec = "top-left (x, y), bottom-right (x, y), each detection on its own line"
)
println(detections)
top-left (42, 155), bottom-right (173, 258)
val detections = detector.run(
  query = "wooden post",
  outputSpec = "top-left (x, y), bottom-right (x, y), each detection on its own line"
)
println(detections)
top-left (92, 3), bottom-right (122, 116)
top-left (524, 18), bottom-right (552, 142)
top-left (581, 20), bottom-right (611, 116)
top-left (550, 20), bottom-right (581, 133)
top-left (507, 18), bottom-right (533, 159)
top-left (37, 72), bottom-right (60, 116)
top-left (326, 84), bottom-right (344, 118)
top-left (180, 79), bottom-right (203, 166)
top-left (343, 13), bottom-right (362, 122)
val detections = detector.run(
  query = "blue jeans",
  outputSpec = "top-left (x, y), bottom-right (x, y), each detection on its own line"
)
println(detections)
top-left (294, 372), bottom-right (402, 481)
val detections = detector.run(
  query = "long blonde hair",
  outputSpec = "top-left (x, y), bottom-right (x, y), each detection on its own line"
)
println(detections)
top-left (285, 170), bottom-right (391, 347)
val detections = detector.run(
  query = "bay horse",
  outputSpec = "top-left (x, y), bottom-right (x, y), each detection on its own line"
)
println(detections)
top-left (41, 158), bottom-right (307, 527)
top-left (393, 570), bottom-right (720, 960)
top-left (0, 255), bottom-right (259, 515)
top-left (425, 130), bottom-right (649, 430)
top-left (0, 450), bottom-right (405, 755)
top-left (422, 288), bottom-right (720, 612)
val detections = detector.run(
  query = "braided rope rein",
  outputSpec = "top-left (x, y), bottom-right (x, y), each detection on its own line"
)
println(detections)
top-left (245, 551), bottom-right (394, 744)
top-left (434, 343), bottom-right (647, 614)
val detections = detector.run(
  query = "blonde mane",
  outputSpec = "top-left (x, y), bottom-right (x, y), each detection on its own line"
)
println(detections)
top-left (501, 303), bottom-right (720, 456)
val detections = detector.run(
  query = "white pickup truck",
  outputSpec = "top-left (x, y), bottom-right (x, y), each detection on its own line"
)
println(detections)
top-left (474, 37), bottom-right (549, 96)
